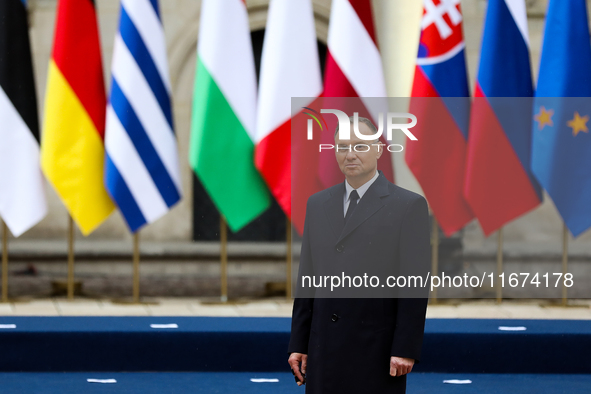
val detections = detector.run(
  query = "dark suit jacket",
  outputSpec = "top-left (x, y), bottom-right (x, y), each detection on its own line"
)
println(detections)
top-left (288, 171), bottom-right (430, 394)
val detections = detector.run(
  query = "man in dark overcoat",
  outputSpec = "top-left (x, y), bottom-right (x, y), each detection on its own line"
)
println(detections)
top-left (288, 117), bottom-right (430, 393)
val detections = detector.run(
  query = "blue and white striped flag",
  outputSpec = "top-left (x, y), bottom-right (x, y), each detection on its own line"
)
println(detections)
top-left (105, 0), bottom-right (181, 232)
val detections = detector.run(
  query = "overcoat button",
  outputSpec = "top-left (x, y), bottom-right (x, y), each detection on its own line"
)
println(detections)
top-left (331, 313), bottom-right (339, 322)
top-left (336, 244), bottom-right (344, 252)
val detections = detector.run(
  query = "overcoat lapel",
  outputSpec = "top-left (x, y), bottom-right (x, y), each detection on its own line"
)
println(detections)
top-left (322, 182), bottom-right (346, 239)
top-left (337, 173), bottom-right (390, 244)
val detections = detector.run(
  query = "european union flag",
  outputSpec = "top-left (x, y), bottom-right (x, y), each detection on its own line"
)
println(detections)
top-left (532, 0), bottom-right (591, 237)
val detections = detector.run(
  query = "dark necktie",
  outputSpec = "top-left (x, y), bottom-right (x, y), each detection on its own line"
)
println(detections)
top-left (345, 190), bottom-right (359, 223)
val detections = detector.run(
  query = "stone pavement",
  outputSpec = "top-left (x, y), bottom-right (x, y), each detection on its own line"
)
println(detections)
top-left (0, 298), bottom-right (590, 319)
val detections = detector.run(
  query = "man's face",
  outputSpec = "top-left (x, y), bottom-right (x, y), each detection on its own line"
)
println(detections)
top-left (334, 122), bottom-right (383, 180)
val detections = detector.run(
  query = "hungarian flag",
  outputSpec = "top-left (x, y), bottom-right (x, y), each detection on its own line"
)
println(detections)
top-left (532, 0), bottom-right (591, 237)
top-left (407, 0), bottom-right (473, 236)
top-left (0, 0), bottom-right (47, 237)
top-left (464, 0), bottom-right (541, 236)
top-left (190, 0), bottom-right (270, 232)
top-left (319, 0), bottom-right (393, 188)
top-left (40, 0), bottom-right (114, 235)
top-left (254, 0), bottom-right (322, 233)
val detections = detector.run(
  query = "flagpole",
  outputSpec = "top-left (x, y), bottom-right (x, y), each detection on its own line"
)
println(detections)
top-left (286, 218), bottom-right (292, 300)
top-left (220, 215), bottom-right (228, 303)
top-left (1, 220), bottom-right (8, 303)
top-left (496, 227), bottom-right (503, 304)
top-left (133, 231), bottom-right (140, 303)
top-left (430, 217), bottom-right (439, 303)
top-left (561, 223), bottom-right (569, 306)
top-left (112, 230), bottom-right (157, 306)
top-left (67, 216), bottom-right (75, 300)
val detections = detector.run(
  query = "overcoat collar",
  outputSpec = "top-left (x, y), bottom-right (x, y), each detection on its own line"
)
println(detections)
top-left (322, 170), bottom-right (390, 244)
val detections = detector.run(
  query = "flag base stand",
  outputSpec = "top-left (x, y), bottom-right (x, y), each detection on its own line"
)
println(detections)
top-left (264, 281), bottom-right (287, 297)
top-left (50, 280), bottom-right (83, 297)
top-left (200, 297), bottom-right (249, 305)
top-left (427, 298), bottom-right (462, 306)
top-left (472, 285), bottom-right (497, 299)
top-left (0, 296), bottom-right (32, 304)
top-left (540, 299), bottom-right (590, 309)
top-left (428, 298), bottom-right (440, 306)
top-left (111, 297), bottom-right (159, 305)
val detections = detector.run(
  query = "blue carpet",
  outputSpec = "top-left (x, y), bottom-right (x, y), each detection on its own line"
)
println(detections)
top-left (409, 373), bottom-right (591, 394)
top-left (0, 373), bottom-right (589, 394)
top-left (418, 319), bottom-right (591, 374)
top-left (0, 372), bottom-right (299, 394)
top-left (1, 317), bottom-right (590, 373)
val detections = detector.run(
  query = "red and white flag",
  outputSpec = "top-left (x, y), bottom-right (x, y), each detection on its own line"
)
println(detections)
top-left (255, 0), bottom-right (322, 222)
top-left (319, 0), bottom-right (393, 188)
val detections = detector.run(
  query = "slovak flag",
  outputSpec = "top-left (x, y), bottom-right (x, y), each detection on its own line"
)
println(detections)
top-left (464, 0), bottom-right (542, 236)
top-left (406, 0), bottom-right (474, 236)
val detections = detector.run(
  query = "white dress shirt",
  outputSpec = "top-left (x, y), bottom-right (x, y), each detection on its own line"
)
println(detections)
top-left (343, 170), bottom-right (379, 217)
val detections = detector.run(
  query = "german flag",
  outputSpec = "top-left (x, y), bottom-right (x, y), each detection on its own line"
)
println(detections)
top-left (41, 0), bottom-right (114, 235)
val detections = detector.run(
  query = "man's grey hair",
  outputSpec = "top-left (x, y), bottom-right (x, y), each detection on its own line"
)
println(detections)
top-left (334, 116), bottom-right (378, 139)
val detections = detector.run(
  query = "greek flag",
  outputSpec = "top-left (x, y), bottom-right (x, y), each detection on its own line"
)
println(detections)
top-left (105, 0), bottom-right (181, 232)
